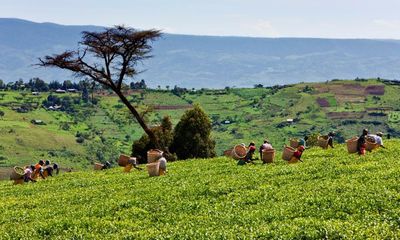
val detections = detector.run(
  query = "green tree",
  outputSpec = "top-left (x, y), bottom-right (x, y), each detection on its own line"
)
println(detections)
top-left (171, 105), bottom-right (216, 159)
top-left (132, 116), bottom-right (174, 162)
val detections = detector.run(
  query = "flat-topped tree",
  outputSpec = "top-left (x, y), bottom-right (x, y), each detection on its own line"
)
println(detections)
top-left (38, 26), bottom-right (162, 147)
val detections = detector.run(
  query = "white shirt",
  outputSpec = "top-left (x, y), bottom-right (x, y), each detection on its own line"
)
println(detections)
top-left (369, 134), bottom-right (383, 146)
top-left (262, 143), bottom-right (273, 150)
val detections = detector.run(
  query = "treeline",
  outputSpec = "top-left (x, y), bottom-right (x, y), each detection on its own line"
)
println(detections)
top-left (0, 78), bottom-right (148, 92)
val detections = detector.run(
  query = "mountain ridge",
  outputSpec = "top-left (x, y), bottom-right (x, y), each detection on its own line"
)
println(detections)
top-left (1, 18), bottom-right (400, 88)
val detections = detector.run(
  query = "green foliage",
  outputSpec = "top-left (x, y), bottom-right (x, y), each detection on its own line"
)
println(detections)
top-left (1, 141), bottom-right (400, 238)
top-left (172, 105), bottom-right (216, 159)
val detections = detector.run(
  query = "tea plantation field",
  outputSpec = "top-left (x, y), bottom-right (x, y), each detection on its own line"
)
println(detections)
top-left (1, 140), bottom-right (400, 239)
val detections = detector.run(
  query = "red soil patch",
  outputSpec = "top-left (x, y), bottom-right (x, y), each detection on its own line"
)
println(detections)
top-left (364, 85), bottom-right (385, 95)
top-left (326, 111), bottom-right (366, 120)
top-left (316, 97), bottom-right (330, 107)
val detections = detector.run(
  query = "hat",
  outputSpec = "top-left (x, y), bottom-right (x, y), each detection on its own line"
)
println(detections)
top-left (376, 132), bottom-right (383, 137)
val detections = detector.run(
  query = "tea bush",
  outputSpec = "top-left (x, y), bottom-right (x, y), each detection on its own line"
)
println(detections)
top-left (0, 140), bottom-right (400, 239)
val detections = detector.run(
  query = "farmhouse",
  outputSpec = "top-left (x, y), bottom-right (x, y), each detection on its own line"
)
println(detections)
top-left (31, 91), bottom-right (40, 95)
top-left (55, 89), bottom-right (66, 94)
top-left (67, 88), bottom-right (78, 93)
top-left (31, 119), bottom-right (45, 125)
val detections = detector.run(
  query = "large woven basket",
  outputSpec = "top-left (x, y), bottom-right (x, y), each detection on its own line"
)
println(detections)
top-left (262, 149), bottom-right (275, 163)
top-left (318, 135), bottom-right (329, 149)
top-left (10, 166), bottom-right (24, 180)
top-left (346, 137), bottom-right (358, 153)
top-left (232, 145), bottom-right (247, 160)
top-left (94, 163), bottom-right (104, 170)
top-left (365, 137), bottom-right (379, 152)
top-left (147, 149), bottom-right (163, 163)
top-left (146, 162), bottom-right (160, 177)
top-left (290, 138), bottom-right (299, 148)
top-left (223, 148), bottom-right (234, 157)
top-left (282, 146), bottom-right (296, 161)
top-left (118, 154), bottom-right (130, 167)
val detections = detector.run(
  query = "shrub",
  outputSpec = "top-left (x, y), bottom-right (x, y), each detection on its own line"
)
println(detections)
top-left (171, 105), bottom-right (216, 159)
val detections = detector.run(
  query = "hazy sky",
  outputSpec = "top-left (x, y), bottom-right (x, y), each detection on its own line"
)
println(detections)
top-left (1, 0), bottom-right (400, 39)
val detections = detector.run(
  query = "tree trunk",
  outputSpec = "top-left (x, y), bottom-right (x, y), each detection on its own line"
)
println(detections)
top-left (115, 90), bottom-right (160, 148)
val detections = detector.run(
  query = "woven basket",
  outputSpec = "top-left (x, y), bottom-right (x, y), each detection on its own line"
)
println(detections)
top-left (366, 138), bottom-right (379, 152)
top-left (10, 166), bottom-right (24, 180)
top-left (318, 135), bottom-right (329, 149)
top-left (147, 149), bottom-right (163, 163)
top-left (290, 138), bottom-right (299, 148)
top-left (146, 162), bottom-right (160, 177)
top-left (262, 149), bottom-right (275, 163)
top-left (223, 148), bottom-right (234, 157)
top-left (94, 163), bottom-right (104, 170)
top-left (346, 137), bottom-right (358, 153)
top-left (282, 146), bottom-right (296, 161)
top-left (118, 154), bottom-right (130, 167)
top-left (232, 145), bottom-right (247, 160)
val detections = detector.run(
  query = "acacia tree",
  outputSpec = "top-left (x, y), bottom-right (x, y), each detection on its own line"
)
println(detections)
top-left (38, 26), bottom-right (162, 147)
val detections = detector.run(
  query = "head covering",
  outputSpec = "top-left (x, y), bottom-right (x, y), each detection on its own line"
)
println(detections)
top-left (298, 145), bottom-right (305, 152)
top-left (362, 129), bottom-right (369, 135)
top-left (264, 139), bottom-right (270, 143)
top-left (376, 132), bottom-right (383, 137)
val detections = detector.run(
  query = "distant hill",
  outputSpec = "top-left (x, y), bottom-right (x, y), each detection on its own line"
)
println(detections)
top-left (1, 18), bottom-right (400, 88)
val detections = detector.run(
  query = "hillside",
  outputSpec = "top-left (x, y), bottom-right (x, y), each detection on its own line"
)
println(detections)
top-left (1, 140), bottom-right (400, 239)
top-left (0, 79), bottom-right (400, 178)
top-left (1, 18), bottom-right (400, 88)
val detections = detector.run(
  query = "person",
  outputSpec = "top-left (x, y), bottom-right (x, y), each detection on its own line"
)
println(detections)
top-left (24, 165), bottom-right (36, 183)
top-left (44, 160), bottom-right (54, 177)
top-left (259, 139), bottom-right (273, 159)
top-left (53, 163), bottom-right (59, 175)
top-left (289, 145), bottom-right (305, 163)
top-left (368, 132), bottom-right (385, 148)
top-left (357, 129), bottom-right (369, 155)
top-left (34, 160), bottom-right (46, 179)
top-left (102, 161), bottom-right (112, 170)
top-left (158, 156), bottom-right (167, 175)
top-left (245, 142), bottom-right (256, 163)
top-left (298, 136), bottom-right (308, 148)
top-left (124, 158), bottom-right (142, 172)
top-left (327, 132), bottom-right (336, 148)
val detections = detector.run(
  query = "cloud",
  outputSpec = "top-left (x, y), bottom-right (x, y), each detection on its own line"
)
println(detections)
top-left (240, 20), bottom-right (280, 37)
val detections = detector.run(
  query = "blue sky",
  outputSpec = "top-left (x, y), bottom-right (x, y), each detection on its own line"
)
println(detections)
top-left (1, 0), bottom-right (400, 39)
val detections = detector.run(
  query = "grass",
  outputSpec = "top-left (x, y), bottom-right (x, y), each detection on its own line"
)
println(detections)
top-left (0, 140), bottom-right (399, 239)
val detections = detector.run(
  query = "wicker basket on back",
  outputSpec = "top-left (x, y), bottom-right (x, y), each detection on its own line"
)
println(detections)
top-left (262, 149), bottom-right (275, 163)
top-left (10, 166), bottom-right (24, 180)
top-left (94, 163), bottom-right (104, 170)
top-left (118, 154), bottom-right (130, 167)
top-left (282, 146), bottom-right (296, 161)
top-left (346, 137), bottom-right (358, 153)
top-left (146, 162), bottom-right (160, 177)
top-left (232, 145), bottom-right (247, 160)
top-left (147, 149), bottom-right (163, 163)
top-left (366, 136), bottom-right (379, 152)
top-left (318, 135), bottom-right (329, 149)
top-left (290, 138), bottom-right (299, 148)
top-left (223, 148), bottom-right (234, 158)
